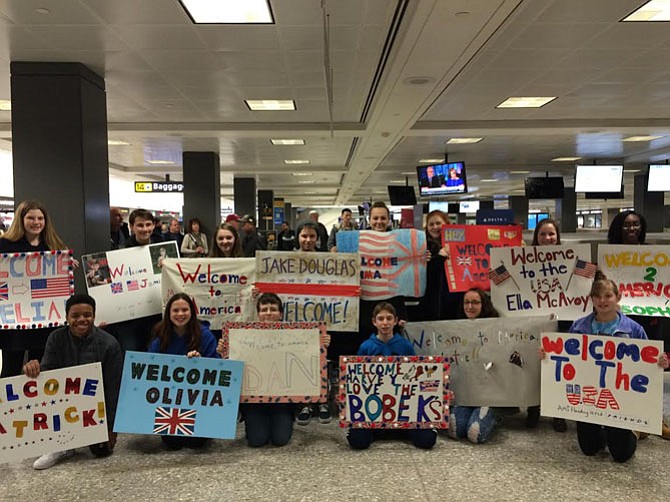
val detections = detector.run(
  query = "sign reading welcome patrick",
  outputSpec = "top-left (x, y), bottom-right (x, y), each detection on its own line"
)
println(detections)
top-left (161, 257), bottom-right (256, 327)
top-left (0, 363), bottom-right (108, 463)
top-left (0, 250), bottom-right (73, 329)
top-left (114, 352), bottom-right (243, 439)
top-left (336, 229), bottom-right (426, 301)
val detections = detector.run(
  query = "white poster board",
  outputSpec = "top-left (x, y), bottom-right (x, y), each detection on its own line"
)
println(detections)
top-left (161, 257), bottom-right (256, 329)
top-left (0, 363), bottom-right (108, 463)
top-left (82, 242), bottom-right (178, 324)
top-left (490, 245), bottom-right (593, 320)
top-left (405, 317), bottom-right (556, 406)
top-left (540, 332), bottom-right (664, 434)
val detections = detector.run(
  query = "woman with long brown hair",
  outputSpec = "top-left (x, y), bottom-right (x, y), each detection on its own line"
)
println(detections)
top-left (208, 223), bottom-right (244, 258)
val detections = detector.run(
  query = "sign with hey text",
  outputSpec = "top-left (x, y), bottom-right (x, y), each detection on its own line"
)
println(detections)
top-left (0, 251), bottom-right (73, 329)
top-left (339, 356), bottom-right (450, 429)
top-left (0, 363), bottom-right (108, 463)
top-left (540, 332), bottom-right (664, 434)
top-left (114, 352), bottom-right (243, 439)
top-left (442, 225), bottom-right (522, 292)
top-left (490, 245), bottom-right (593, 320)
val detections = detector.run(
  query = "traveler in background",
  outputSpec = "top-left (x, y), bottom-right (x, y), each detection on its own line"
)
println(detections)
top-left (277, 221), bottom-right (296, 251)
top-left (308, 210), bottom-right (329, 252)
top-left (164, 218), bottom-right (183, 249)
top-left (181, 217), bottom-right (208, 257)
top-left (328, 208), bottom-right (356, 252)
top-left (110, 206), bottom-right (129, 250)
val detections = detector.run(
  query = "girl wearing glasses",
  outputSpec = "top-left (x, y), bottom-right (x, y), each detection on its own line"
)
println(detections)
top-left (607, 210), bottom-right (646, 245)
top-left (447, 288), bottom-right (500, 443)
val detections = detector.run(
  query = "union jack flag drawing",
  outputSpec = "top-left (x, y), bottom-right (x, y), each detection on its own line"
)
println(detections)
top-left (126, 280), bottom-right (139, 291)
top-left (488, 264), bottom-right (510, 285)
top-left (456, 256), bottom-right (472, 266)
top-left (574, 259), bottom-right (597, 279)
top-left (153, 407), bottom-right (197, 436)
top-left (0, 282), bottom-right (8, 301)
top-left (30, 277), bottom-right (71, 299)
top-left (110, 282), bottom-right (123, 294)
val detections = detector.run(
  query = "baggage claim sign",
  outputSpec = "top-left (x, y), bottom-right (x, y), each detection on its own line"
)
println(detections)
top-left (134, 181), bottom-right (184, 193)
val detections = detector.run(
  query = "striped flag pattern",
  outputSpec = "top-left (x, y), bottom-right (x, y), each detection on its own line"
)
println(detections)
top-left (30, 277), bottom-right (71, 299)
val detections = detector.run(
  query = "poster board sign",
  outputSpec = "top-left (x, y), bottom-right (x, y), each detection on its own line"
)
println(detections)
top-left (161, 257), bottom-right (256, 328)
top-left (540, 332), bottom-right (664, 434)
top-left (336, 229), bottom-right (426, 300)
top-left (0, 250), bottom-right (73, 329)
top-left (114, 351), bottom-right (243, 439)
top-left (442, 225), bottom-right (522, 292)
top-left (405, 317), bottom-right (555, 406)
top-left (490, 244), bottom-right (593, 320)
top-left (598, 244), bottom-right (670, 317)
top-left (222, 322), bottom-right (327, 403)
top-left (82, 242), bottom-right (178, 324)
top-left (255, 251), bottom-right (360, 331)
top-left (338, 356), bottom-right (450, 429)
top-left (0, 363), bottom-right (108, 463)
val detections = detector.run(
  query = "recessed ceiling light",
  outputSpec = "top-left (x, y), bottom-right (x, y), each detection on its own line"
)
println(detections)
top-left (35, 8), bottom-right (50, 15)
top-left (284, 160), bottom-right (310, 165)
top-left (510, 170), bottom-right (531, 174)
top-left (389, 180), bottom-right (406, 183)
top-left (179, 0), bottom-right (273, 23)
top-left (304, 191), bottom-right (318, 194)
top-left (551, 157), bottom-right (582, 162)
top-left (623, 0), bottom-right (670, 21)
top-left (622, 135), bottom-right (664, 142)
top-left (0, 100), bottom-right (11, 111)
top-left (298, 180), bottom-right (316, 184)
top-left (291, 172), bottom-right (313, 176)
top-left (245, 100), bottom-right (295, 111)
top-left (480, 179), bottom-right (497, 182)
top-left (147, 160), bottom-right (175, 165)
top-left (445, 137), bottom-right (483, 144)
top-left (401, 171), bottom-right (416, 175)
top-left (108, 140), bottom-right (131, 146)
top-left (418, 159), bottom-right (444, 163)
top-left (624, 169), bottom-right (641, 173)
top-left (496, 97), bottom-right (557, 108)
top-left (271, 139), bottom-right (305, 145)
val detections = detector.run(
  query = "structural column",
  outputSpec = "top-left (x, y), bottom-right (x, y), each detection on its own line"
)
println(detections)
top-left (557, 187), bottom-right (577, 232)
top-left (11, 62), bottom-right (110, 279)
top-left (509, 196), bottom-right (529, 229)
top-left (233, 178), bottom-right (256, 221)
top-left (183, 152), bottom-right (220, 238)
top-left (634, 173), bottom-right (663, 232)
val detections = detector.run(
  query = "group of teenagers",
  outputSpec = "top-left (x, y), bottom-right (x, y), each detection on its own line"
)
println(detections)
top-left (1, 200), bottom-right (669, 471)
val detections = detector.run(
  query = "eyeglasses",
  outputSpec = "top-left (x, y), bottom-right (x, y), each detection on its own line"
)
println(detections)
top-left (622, 223), bottom-right (641, 229)
top-left (463, 300), bottom-right (481, 306)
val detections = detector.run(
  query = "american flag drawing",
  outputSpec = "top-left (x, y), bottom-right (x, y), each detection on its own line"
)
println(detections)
top-left (0, 282), bottom-right (8, 301)
top-left (126, 280), bottom-right (139, 291)
top-left (153, 407), bottom-right (197, 436)
top-left (420, 380), bottom-right (440, 392)
top-left (30, 277), bottom-right (70, 299)
top-left (566, 384), bottom-right (581, 406)
top-left (574, 259), bottom-right (597, 279)
top-left (488, 264), bottom-right (510, 285)
top-left (110, 282), bottom-right (123, 294)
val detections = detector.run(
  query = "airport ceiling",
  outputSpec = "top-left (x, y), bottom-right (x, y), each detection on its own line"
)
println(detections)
top-left (0, 0), bottom-right (669, 211)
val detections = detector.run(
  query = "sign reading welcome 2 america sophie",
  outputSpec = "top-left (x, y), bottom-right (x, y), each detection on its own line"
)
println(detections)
top-left (114, 352), bottom-right (243, 439)
top-left (0, 251), bottom-right (74, 329)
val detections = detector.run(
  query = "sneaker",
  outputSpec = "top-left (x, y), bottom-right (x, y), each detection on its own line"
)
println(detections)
top-left (33, 449), bottom-right (74, 470)
top-left (318, 404), bottom-right (332, 424)
top-left (552, 418), bottom-right (568, 433)
top-left (297, 406), bottom-right (312, 425)
top-left (525, 407), bottom-right (540, 428)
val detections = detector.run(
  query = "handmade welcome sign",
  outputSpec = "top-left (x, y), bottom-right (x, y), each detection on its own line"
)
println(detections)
top-left (540, 332), bottom-right (664, 434)
top-left (222, 322), bottom-right (327, 403)
top-left (442, 225), bottom-right (522, 292)
top-left (161, 257), bottom-right (256, 327)
top-left (405, 317), bottom-right (555, 406)
top-left (339, 356), bottom-right (449, 428)
top-left (82, 242), bottom-right (178, 324)
top-left (336, 229), bottom-right (426, 301)
top-left (114, 352), bottom-right (243, 439)
top-left (0, 250), bottom-right (73, 329)
top-left (255, 251), bottom-right (360, 331)
top-left (0, 363), bottom-right (108, 463)
top-left (598, 244), bottom-right (670, 318)
top-left (490, 244), bottom-right (593, 320)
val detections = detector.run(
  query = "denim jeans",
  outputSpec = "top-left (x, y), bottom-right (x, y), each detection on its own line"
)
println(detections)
top-left (449, 406), bottom-right (497, 444)
top-left (241, 403), bottom-right (294, 447)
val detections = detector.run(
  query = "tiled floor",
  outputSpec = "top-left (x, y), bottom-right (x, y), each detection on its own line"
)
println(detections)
top-left (2, 415), bottom-right (668, 502)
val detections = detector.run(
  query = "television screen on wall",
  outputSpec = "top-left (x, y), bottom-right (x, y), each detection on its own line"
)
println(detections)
top-left (524, 177), bottom-right (564, 199)
top-left (647, 164), bottom-right (670, 192)
top-left (574, 165), bottom-right (623, 193)
top-left (416, 161), bottom-right (467, 196)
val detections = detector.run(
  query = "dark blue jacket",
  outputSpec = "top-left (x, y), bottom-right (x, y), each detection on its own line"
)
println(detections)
top-left (569, 312), bottom-right (647, 339)
top-left (357, 333), bottom-right (415, 356)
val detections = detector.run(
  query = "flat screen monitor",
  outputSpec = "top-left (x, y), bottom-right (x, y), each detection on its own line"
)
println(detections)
top-left (428, 201), bottom-right (449, 213)
top-left (574, 165), bottom-right (623, 193)
top-left (647, 164), bottom-right (670, 192)
top-left (387, 185), bottom-right (417, 206)
top-left (417, 161), bottom-right (467, 196)
top-left (524, 177), bottom-right (564, 199)
top-left (528, 212), bottom-right (550, 230)
top-left (460, 201), bottom-right (479, 213)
